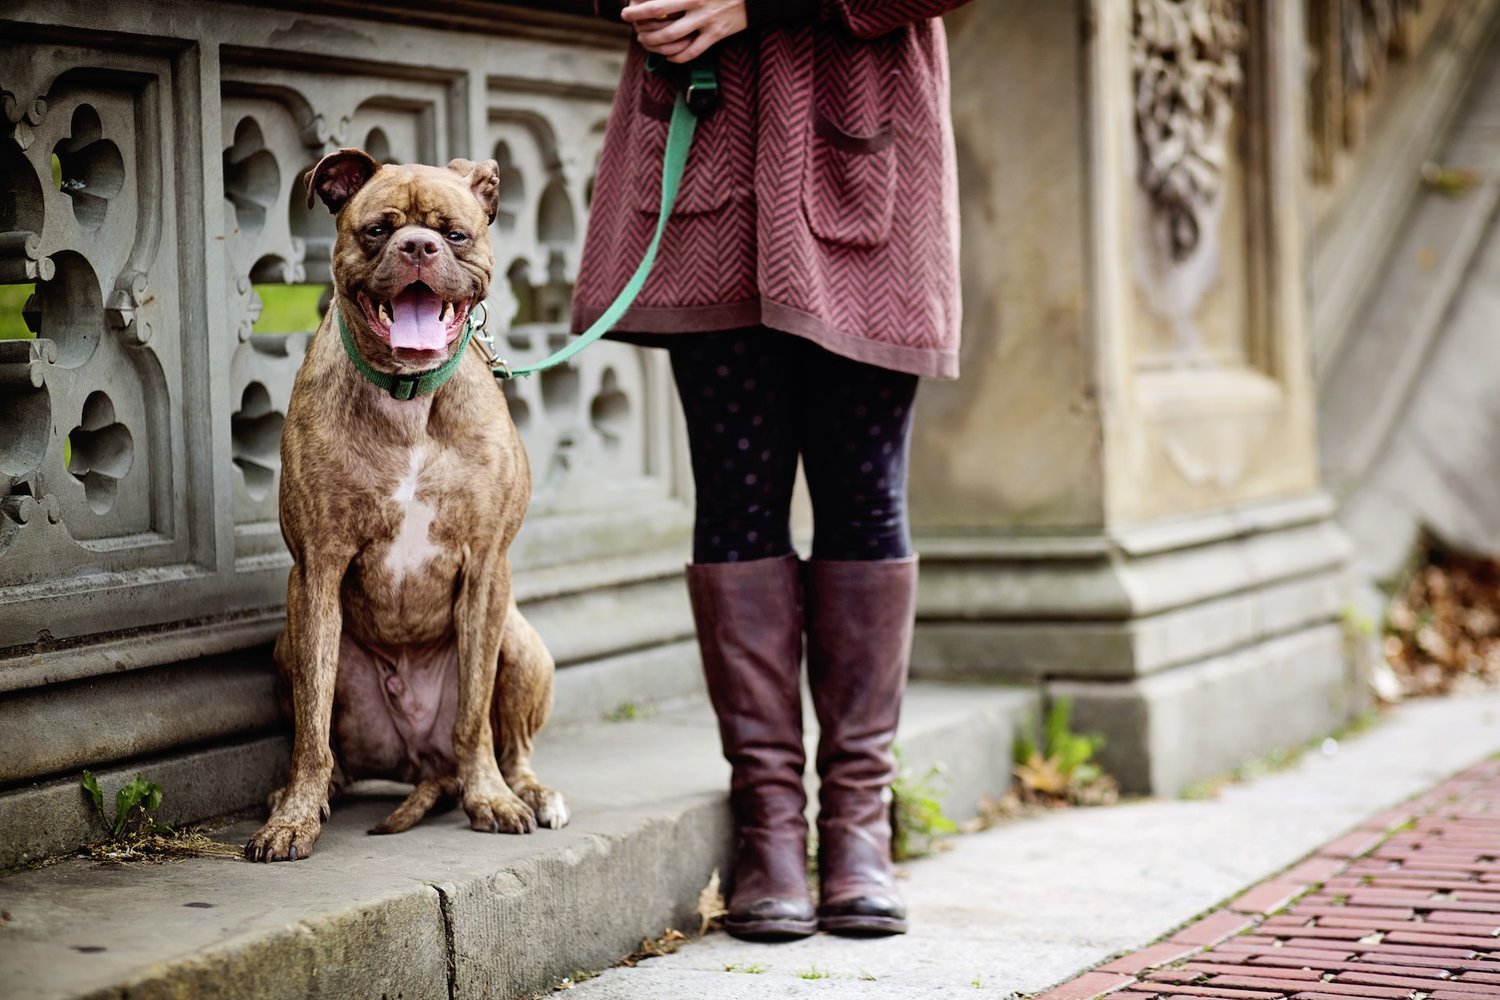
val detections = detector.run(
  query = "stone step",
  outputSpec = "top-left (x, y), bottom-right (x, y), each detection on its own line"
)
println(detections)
top-left (1, 682), bottom-right (1038, 1000)
top-left (0, 638), bottom-right (708, 872)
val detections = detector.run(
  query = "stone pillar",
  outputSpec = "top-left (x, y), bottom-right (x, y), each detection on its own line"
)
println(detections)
top-left (913, 0), bottom-right (1359, 794)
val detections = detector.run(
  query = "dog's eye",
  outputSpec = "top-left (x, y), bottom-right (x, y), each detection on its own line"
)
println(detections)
top-left (365, 224), bottom-right (389, 238)
top-left (446, 230), bottom-right (469, 244)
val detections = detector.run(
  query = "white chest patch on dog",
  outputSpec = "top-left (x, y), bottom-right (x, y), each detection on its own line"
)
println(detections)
top-left (386, 447), bottom-right (441, 583)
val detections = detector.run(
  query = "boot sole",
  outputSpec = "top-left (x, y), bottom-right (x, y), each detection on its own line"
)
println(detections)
top-left (724, 916), bottom-right (819, 941)
top-left (818, 913), bottom-right (909, 936)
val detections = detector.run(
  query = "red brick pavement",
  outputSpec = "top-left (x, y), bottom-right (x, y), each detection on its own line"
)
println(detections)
top-left (1037, 758), bottom-right (1500, 1000)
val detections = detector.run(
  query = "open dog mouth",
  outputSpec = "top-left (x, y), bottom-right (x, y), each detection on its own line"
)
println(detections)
top-left (358, 282), bottom-right (472, 353)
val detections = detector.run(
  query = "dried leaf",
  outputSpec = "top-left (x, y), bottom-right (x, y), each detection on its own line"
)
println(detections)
top-left (1014, 753), bottom-right (1070, 797)
top-left (616, 928), bottom-right (687, 968)
top-left (1385, 544), bottom-right (1500, 698)
top-left (694, 869), bottom-right (726, 937)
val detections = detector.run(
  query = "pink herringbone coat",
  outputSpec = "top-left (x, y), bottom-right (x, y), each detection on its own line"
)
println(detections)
top-left (573, 1), bottom-right (969, 379)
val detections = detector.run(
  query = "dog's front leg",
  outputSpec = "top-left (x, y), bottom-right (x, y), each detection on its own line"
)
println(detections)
top-left (455, 550), bottom-right (536, 834)
top-left (247, 556), bottom-right (347, 861)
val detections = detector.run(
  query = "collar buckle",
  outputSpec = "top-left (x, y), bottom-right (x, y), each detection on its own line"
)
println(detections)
top-left (389, 374), bottom-right (420, 401)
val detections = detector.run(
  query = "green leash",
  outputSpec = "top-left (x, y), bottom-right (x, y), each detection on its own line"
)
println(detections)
top-left (489, 64), bottom-right (715, 381)
top-left (338, 64), bottom-right (715, 396)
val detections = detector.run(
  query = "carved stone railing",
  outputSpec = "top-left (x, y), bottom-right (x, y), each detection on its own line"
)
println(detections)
top-left (0, 1), bottom-right (701, 861)
top-left (1306, 0), bottom-right (1500, 586)
top-left (1305, 0), bottom-right (1458, 192)
top-left (1304, 0), bottom-right (1498, 375)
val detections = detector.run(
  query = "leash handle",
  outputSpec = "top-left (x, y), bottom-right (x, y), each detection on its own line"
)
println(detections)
top-left (492, 64), bottom-right (711, 381)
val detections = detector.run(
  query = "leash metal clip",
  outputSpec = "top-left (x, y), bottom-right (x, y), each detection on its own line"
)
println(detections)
top-left (469, 301), bottom-right (515, 379)
top-left (686, 67), bottom-right (719, 118)
top-left (647, 52), bottom-right (720, 118)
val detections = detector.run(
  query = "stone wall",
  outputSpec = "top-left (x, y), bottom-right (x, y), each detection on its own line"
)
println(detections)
top-left (0, 1), bottom-right (706, 866)
top-left (908, 0), bottom-right (1495, 795)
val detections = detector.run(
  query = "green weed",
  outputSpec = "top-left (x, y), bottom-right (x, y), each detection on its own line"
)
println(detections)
top-left (890, 749), bottom-right (958, 861)
top-left (82, 770), bottom-right (169, 840)
top-left (1340, 604), bottom-right (1377, 639)
top-left (604, 701), bottom-right (651, 723)
top-left (78, 771), bottom-right (239, 863)
top-left (1011, 698), bottom-right (1117, 806)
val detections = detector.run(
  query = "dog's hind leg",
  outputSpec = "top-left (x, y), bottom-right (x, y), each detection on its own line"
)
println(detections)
top-left (493, 600), bottom-right (570, 829)
top-left (371, 776), bottom-right (460, 835)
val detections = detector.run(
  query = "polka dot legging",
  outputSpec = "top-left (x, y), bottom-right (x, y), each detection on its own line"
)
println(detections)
top-left (668, 327), bottom-right (919, 565)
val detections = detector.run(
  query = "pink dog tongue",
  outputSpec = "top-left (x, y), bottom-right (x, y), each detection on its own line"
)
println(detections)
top-left (389, 287), bottom-right (447, 351)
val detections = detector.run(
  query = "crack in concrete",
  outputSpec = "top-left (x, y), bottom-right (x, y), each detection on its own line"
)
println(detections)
top-left (432, 883), bottom-right (458, 1000)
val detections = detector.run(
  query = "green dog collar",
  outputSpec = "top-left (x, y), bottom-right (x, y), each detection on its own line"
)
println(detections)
top-left (338, 307), bottom-right (476, 401)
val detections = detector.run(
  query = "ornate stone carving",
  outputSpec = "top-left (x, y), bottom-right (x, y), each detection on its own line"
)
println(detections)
top-left (1132, 0), bottom-right (1247, 263)
top-left (1345, 0), bottom-right (1425, 91)
top-left (1308, 0), bottom-right (1436, 182)
top-left (1, 8), bottom-right (676, 675)
top-left (0, 52), bottom-right (185, 583)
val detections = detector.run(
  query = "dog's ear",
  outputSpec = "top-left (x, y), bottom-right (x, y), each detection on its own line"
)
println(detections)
top-left (305, 148), bottom-right (381, 214)
top-left (446, 158), bottom-right (501, 225)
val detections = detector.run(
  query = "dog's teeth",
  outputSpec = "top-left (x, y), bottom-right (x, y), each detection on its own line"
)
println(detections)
top-left (442, 302), bottom-right (454, 323)
top-left (379, 303), bottom-right (392, 326)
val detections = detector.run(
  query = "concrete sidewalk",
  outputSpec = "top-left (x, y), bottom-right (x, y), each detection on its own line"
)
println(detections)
top-left (4, 689), bottom-right (1500, 999)
top-left (566, 691), bottom-right (1500, 999)
top-left (0, 681), bottom-right (1032, 1000)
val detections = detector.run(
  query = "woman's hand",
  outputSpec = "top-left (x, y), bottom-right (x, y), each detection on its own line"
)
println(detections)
top-left (622, 0), bottom-right (748, 64)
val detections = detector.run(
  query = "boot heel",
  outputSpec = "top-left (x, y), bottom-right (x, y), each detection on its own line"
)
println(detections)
top-left (725, 913), bottom-right (819, 941)
top-left (818, 912), bottom-right (909, 936)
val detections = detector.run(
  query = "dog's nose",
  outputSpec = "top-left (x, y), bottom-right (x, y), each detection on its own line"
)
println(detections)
top-left (398, 233), bottom-right (442, 262)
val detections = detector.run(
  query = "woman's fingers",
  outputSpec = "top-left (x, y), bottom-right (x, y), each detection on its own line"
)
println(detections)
top-left (663, 29), bottom-right (720, 64)
top-left (632, 9), bottom-right (702, 54)
top-left (621, 0), bottom-right (696, 22)
top-left (625, 0), bottom-right (744, 62)
top-left (633, 14), bottom-right (701, 47)
top-left (639, 34), bottom-right (696, 57)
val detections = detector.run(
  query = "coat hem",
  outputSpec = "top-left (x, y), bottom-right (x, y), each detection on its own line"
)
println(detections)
top-left (571, 297), bottom-right (959, 380)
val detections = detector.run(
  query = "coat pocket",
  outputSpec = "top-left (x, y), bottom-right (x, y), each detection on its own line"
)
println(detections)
top-left (632, 87), bottom-right (737, 217)
top-left (801, 108), bottom-right (897, 250)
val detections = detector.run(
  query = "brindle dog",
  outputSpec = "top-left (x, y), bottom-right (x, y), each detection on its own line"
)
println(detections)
top-left (245, 149), bottom-right (568, 862)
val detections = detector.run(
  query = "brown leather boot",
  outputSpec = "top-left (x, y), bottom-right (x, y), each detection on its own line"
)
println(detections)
top-left (805, 555), bottom-right (918, 935)
top-left (686, 555), bottom-right (817, 941)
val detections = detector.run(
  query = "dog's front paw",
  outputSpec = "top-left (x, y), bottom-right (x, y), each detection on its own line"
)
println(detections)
top-left (463, 787), bottom-right (537, 835)
top-left (535, 790), bottom-right (570, 830)
top-left (245, 809), bottom-right (324, 862)
top-left (517, 782), bottom-right (570, 830)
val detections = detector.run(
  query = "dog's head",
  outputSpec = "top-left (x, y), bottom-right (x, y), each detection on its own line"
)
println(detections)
top-left (306, 148), bottom-right (499, 369)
